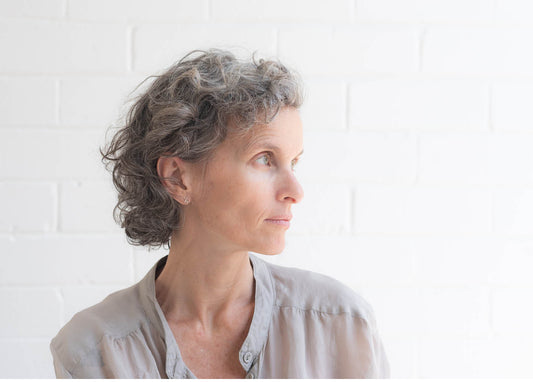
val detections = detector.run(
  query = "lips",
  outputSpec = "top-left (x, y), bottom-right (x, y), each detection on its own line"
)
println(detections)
top-left (266, 214), bottom-right (292, 221)
top-left (265, 215), bottom-right (292, 228)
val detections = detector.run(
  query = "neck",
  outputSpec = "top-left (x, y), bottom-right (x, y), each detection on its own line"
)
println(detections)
top-left (154, 229), bottom-right (255, 334)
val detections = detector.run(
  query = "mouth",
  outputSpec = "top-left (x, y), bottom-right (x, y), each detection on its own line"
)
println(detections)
top-left (264, 215), bottom-right (292, 228)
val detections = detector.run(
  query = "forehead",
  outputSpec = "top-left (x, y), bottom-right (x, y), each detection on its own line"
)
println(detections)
top-left (237, 126), bottom-right (277, 153)
top-left (229, 108), bottom-right (303, 155)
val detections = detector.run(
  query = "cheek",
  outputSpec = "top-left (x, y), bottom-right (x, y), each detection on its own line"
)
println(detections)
top-left (209, 171), bottom-right (272, 222)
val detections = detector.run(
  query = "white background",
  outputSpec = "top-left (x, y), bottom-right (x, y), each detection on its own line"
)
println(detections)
top-left (1, 0), bottom-right (533, 377)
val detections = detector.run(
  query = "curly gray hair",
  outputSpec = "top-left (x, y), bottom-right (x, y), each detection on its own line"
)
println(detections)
top-left (101, 49), bottom-right (303, 248)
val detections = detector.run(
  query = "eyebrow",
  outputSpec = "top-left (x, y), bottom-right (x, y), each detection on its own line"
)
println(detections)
top-left (249, 142), bottom-right (304, 158)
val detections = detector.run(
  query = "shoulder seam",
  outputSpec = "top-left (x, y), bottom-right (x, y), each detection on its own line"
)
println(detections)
top-left (54, 324), bottom-right (145, 374)
top-left (51, 333), bottom-right (105, 375)
top-left (274, 303), bottom-right (368, 321)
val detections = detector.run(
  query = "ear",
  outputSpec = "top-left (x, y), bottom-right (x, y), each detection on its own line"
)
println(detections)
top-left (156, 155), bottom-right (192, 205)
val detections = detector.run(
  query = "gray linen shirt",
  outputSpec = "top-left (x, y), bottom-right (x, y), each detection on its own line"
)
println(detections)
top-left (50, 254), bottom-right (390, 378)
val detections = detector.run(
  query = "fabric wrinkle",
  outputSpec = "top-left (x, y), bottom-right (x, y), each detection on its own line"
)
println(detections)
top-left (49, 253), bottom-right (390, 378)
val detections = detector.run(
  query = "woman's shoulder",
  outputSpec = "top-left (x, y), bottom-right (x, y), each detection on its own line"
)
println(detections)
top-left (50, 283), bottom-right (145, 370)
top-left (262, 259), bottom-right (376, 323)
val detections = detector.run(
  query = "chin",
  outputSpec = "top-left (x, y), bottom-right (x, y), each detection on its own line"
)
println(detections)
top-left (253, 238), bottom-right (286, 256)
top-left (257, 249), bottom-right (283, 256)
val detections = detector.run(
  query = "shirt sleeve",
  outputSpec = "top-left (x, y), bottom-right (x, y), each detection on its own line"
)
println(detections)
top-left (350, 292), bottom-right (390, 378)
top-left (341, 313), bottom-right (391, 378)
top-left (50, 344), bottom-right (73, 379)
top-left (370, 321), bottom-right (391, 378)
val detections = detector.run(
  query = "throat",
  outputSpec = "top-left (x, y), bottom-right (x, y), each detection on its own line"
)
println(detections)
top-left (154, 250), bottom-right (256, 324)
top-left (168, 302), bottom-right (255, 379)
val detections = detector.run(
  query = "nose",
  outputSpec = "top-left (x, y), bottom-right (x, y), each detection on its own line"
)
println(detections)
top-left (278, 170), bottom-right (304, 204)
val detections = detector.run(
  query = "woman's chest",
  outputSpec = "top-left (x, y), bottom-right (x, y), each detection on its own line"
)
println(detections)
top-left (168, 317), bottom-right (253, 379)
top-left (172, 327), bottom-right (249, 378)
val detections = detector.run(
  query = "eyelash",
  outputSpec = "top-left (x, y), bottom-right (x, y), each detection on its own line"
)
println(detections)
top-left (256, 153), bottom-right (272, 166)
top-left (256, 152), bottom-right (299, 170)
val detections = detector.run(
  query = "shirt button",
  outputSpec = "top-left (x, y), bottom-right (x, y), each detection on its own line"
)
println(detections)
top-left (246, 373), bottom-right (255, 379)
top-left (243, 351), bottom-right (253, 364)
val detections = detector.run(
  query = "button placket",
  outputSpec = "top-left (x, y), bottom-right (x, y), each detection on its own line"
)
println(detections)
top-left (242, 351), bottom-right (253, 364)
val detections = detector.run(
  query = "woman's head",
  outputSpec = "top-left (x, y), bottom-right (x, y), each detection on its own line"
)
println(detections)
top-left (102, 49), bottom-right (303, 249)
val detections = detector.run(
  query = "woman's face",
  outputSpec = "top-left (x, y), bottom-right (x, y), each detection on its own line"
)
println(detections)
top-left (185, 106), bottom-right (304, 255)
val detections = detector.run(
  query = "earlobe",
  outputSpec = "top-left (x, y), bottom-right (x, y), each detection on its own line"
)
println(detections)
top-left (156, 156), bottom-right (190, 204)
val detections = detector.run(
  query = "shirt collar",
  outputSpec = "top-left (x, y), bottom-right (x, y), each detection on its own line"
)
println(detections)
top-left (138, 253), bottom-right (275, 378)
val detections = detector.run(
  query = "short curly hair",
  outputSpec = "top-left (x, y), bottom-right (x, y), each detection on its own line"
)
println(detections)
top-left (101, 49), bottom-right (303, 248)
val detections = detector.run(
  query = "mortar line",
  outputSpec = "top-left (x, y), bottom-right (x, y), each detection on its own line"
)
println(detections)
top-left (418, 25), bottom-right (426, 73)
top-left (351, 187), bottom-right (357, 235)
top-left (55, 79), bottom-right (61, 126)
top-left (487, 82), bottom-right (494, 132)
top-left (126, 26), bottom-right (133, 73)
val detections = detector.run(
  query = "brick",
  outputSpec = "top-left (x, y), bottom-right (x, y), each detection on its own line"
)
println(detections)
top-left (356, 0), bottom-right (493, 22)
top-left (212, 0), bottom-right (352, 22)
top-left (68, 0), bottom-right (208, 22)
top-left (133, 25), bottom-right (276, 74)
top-left (0, 235), bottom-right (131, 285)
top-left (423, 133), bottom-right (533, 185)
top-left (0, 78), bottom-right (56, 126)
top-left (418, 287), bottom-right (491, 337)
top-left (418, 132), bottom-right (491, 185)
top-left (356, 286), bottom-right (420, 336)
top-left (0, 130), bottom-right (108, 180)
top-left (412, 236), bottom-right (500, 285)
top-left (0, 182), bottom-right (57, 232)
top-left (417, 338), bottom-right (476, 377)
top-left (0, 21), bottom-right (126, 74)
top-left (59, 181), bottom-right (120, 233)
top-left (349, 78), bottom-right (488, 130)
top-left (423, 26), bottom-right (533, 75)
top-left (331, 24), bottom-right (419, 74)
top-left (489, 134), bottom-right (533, 185)
top-left (300, 80), bottom-right (346, 131)
top-left (489, 239), bottom-right (533, 285)
top-left (493, 0), bottom-right (533, 23)
top-left (279, 25), bottom-right (418, 76)
top-left (343, 236), bottom-right (415, 287)
top-left (381, 337), bottom-right (416, 378)
top-left (0, 0), bottom-right (65, 18)
top-left (493, 189), bottom-right (533, 235)
top-left (492, 287), bottom-right (533, 335)
top-left (0, 339), bottom-right (55, 378)
top-left (290, 183), bottom-right (351, 235)
top-left (0, 288), bottom-right (61, 337)
top-left (59, 77), bottom-right (143, 128)
top-left (281, 235), bottom-right (414, 287)
top-left (467, 336), bottom-right (533, 377)
top-left (354, 185), bottom-right (492, 234)
top-left (61, 286), bottom-right (127, 324)
top-left (298, 131), bottom-right (416, 184)
top-left (492, 81), bottom-right (533, 131)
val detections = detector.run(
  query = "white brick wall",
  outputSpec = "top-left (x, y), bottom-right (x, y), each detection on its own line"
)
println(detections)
top-left (0, 21), bottom-right (127, 74)
top-left (1, 0), bottom-right (533, 377)
top-left (59, 77), bottom-right (142, 127)
top-left (0, 183), bottom-right (57, 232)
top-left (492, 81), bottom-right (533, 131)
top-left (349, 78), bottom-right (488, 130)
top-left (133, 25), bottom-right (276, 74)
top-left (0, 78), bottom-right (57, 126)
top-left (278, 24), bottom-right (419, 75)
top-left (423, 27), bottom-right (533, 75)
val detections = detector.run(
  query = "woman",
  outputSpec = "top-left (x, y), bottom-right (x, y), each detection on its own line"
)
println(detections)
top-left (50, 49), bottom-right (390, 378)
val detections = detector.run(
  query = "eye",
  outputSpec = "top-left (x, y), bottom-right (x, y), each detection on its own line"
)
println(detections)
top-left (256, 153), bottom-right (272, 167)
top-left (291, 158), bottom-right (300, 171)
